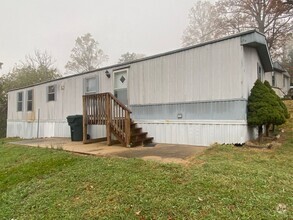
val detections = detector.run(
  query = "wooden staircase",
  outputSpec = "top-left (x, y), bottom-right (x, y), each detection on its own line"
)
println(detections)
top-left (82, 92), bottom-right (153, 147)
top-left (130, 120), bottom-right (153, 147)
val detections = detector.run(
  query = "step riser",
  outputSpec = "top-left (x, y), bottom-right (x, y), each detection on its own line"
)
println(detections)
top-left (131, 127), bottom-right (142, 133)
top-left (131, 135), bottom-right (147, 142)
top-left (110, 120), bottom-right (153, 147)
top-left (131, 137), bottom-right (154, 147)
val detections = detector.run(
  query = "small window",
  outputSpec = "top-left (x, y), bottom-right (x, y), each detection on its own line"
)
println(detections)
top-left (17, 92), bottom-right (23, 111)
top-left (47, 85), bottom-right (56, 101)
top-left (85, 77), bottom-right (97, 94)
top-left (257, 63), bottom-right (263, 81)
top-left (283, 75), bottom-right (286, 87)
top-left (272, 72), bottom-right (275, 87)
top-left (27, 90), bottom-right (33, 111)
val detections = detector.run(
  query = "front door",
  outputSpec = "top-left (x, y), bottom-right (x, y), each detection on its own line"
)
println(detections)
top-left (114, 69), bottom-right (128, 106)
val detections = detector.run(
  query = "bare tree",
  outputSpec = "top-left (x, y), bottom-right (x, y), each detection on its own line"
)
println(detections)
top-left (118, 52), bottom-right (145, 64)
top-left (65, 33), bottom-right (108, 73)
top-left (183, 0), bottom-right (293, 59)
top-left (182, 1), bottom-right (222, 46)
top-left (281, 35), bottom-right (293, 82)
top-left (22, 50), bottom-right (56, 70)
top-left (216, 0), bottom-right (293, 59)
top-left (215, 0), bottom-right (255, 35)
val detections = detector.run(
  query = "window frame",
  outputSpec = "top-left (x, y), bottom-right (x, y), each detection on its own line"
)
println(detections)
top-left (47, 85), bottom-right (56, 102)
top-left (17, 91), bottom-right (23, 112)
top-left (26, 89), bottom-right (33, 112)
top-left (257, 63), bottom-right (263, 81)
top-left (84, 77), bottom-right (98, 94)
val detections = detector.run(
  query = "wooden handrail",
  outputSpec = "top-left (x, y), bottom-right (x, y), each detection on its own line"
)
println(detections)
top-left (83, 93), bottom-right (131, 113)
top-left (83, 92), bottom-right (131, 147)
top-left (108, 93), bottom-right (132, 113)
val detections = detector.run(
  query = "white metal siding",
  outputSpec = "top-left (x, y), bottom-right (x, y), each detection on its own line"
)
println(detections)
top-left (7, 35), bottom-right (263, 145)
top-left (274, 72), bottom-right (290, 94)
top-left (263, 72), bottom-right (273, 85)
top-left (6, 121), bottom-right (106, 139)
top-left (7, 70), bottom-right (112, 139)
top-left (129, 37), bottom-right (243, 105)
top-left (137, 120), bottom-right (257, 146)
top-left (243, 47), bottom-right (263, 98)
top-left (7, 70), bottom-right (113, 121)
top-left (262, 71), bottom-right (290, 95)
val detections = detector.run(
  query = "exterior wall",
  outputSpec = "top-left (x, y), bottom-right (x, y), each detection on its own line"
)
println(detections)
top-left (242, 47), bottom-right (263, 98)
top-left (7, 33), bottom-right (263, 146)
top-left (263, 71), bottom-right (290, 97)
top-left (137, 120), bottom-right (256, 146)
top-left (7, 121), bottom-right (106, 139)
top-left (128, 37), bottom-right (244, 105)
top-left (263, 71), bottom-right (272, 85)
top-left (131, 99), bottom-right (247, 120)
top-left (274, 72), bottom-right (290, 95)
top-left (126, 37), bottom-right (255, 146)
top-left (7, 70), bottom-right (113, 139)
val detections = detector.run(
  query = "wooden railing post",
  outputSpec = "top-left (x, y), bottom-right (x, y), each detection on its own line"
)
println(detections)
top-left (125, 111), bottom-right (131, 147)
top-left (82, 96), bottom-right (88, 144)
top-left (106, 94), bottom-right (112, 146)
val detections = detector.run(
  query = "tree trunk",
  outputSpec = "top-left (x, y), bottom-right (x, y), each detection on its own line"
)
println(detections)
top-left (258, 125), bottom-right (263, 143)
top-left (265, 124), bottom-right (270, 137)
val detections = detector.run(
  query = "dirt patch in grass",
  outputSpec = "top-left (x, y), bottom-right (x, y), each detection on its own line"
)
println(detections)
top-left (141, 156), bottom-right (188, 164)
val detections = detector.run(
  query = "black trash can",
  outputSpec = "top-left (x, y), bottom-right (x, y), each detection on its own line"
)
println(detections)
top-left (67, 115), bottom-right (83, 141)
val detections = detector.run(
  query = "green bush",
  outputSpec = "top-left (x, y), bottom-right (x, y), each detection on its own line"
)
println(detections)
top-left (247, 80), bottom-right (287, 140)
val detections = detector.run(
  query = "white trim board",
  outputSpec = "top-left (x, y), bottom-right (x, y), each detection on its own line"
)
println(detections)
top-left (135, 120), bottom-right (248, 125)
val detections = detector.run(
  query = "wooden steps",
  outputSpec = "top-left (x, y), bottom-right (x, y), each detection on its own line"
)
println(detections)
top-left (129, 121), bottom-right (153, 147)
top-left (83, 92), bottom-right (154, 147)
top-left (131, 137), bottom-right (154, 147)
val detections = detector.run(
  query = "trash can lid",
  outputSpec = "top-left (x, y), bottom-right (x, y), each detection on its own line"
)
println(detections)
top-left (67, 115), bottom-right (83, 119)
top-left (67, 115), bottom-right (83, 124)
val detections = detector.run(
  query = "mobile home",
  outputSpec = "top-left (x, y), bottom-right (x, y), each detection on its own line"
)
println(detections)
top-left (7, 30), bottom-right (273, 146)
top-left (264, 62), bottom-right (291, 97)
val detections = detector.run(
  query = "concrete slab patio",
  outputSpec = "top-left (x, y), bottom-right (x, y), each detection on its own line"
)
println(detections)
top-left (10, 138), bottom-right (207, 164)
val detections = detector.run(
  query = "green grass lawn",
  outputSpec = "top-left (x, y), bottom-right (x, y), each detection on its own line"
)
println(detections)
top-left (1, 102), bottom-right (292, 219)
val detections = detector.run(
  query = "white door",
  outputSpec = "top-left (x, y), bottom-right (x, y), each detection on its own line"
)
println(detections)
top-left (114, 69), bottom-right (128, 106)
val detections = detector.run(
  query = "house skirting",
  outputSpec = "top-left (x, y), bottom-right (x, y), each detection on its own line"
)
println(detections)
top-left (6, 120), bottom-right (106, 140)
top-left (7, 119), bottom-right (256, 146)
top-left (136, 120), bottom-right (256, 146)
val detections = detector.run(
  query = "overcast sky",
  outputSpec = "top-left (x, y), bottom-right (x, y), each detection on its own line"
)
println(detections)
top-left (0, 0), bottom-right (202, 76)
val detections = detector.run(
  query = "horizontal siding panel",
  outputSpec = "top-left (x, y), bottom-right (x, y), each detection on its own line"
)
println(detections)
top-left (131, 100), bottom-right (247, 120)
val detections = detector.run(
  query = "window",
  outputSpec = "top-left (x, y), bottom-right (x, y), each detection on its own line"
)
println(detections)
top-left (17, 92), bottom-right (23, 111)
top-left (283, 75), bottom-right (286, 87)
top-left (47, 85), bottom-right (56, 101)
top-left (27, 90), bottom-right (33, 111)
top-left (257, 63), bottom-right (263, 81)
top-left (272, 72), bottom-right (275, 87)
top-left (84, 77), bottom-right (98, 94)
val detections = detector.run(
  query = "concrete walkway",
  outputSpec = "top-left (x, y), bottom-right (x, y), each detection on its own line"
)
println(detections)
top-left (10, 138), bottom-right (207, 164)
